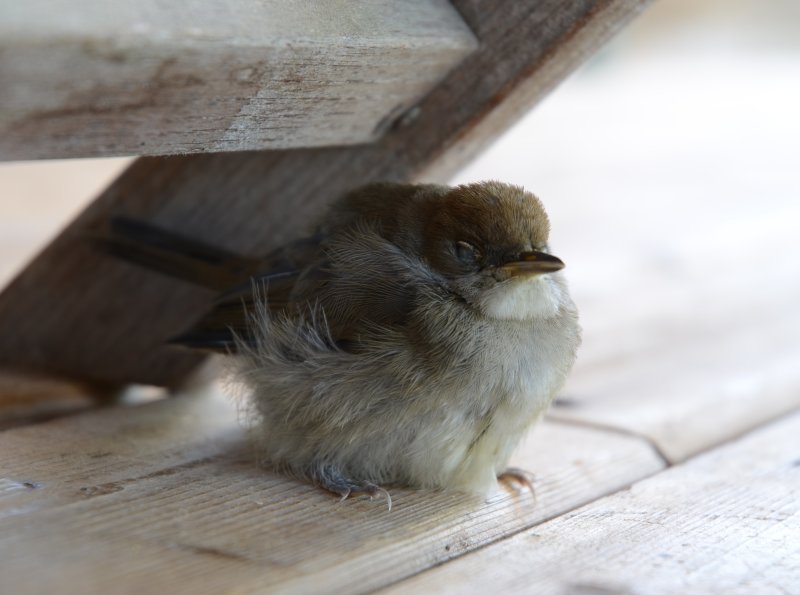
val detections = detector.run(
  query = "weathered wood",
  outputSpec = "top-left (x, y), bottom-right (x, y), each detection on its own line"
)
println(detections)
top-left (0, 386), bottom-right (664, 593)
top-left (548, 189), bottom-right (800, 462)
top-left (0, 386), bottom-right (238, 517)
top-left (0, 370), bottom-right (94, 430)
top-left (0, 0), bottom-right (653, 387)
top-left (424, 0), bottom-right (653, 181)
top-left (0, 0), bottom-right (476, 160)
top-left (383, 410), bottom-right (800, 594)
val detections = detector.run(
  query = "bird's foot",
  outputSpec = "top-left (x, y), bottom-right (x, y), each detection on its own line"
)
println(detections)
top-left (498, 467), bottom-right (536, 497)
top-left (311, 464), bottom-right (392, 511)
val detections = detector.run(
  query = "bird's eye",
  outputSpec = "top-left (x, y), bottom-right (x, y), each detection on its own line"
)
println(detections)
top-left (455, 240), bottom-right (479, 264)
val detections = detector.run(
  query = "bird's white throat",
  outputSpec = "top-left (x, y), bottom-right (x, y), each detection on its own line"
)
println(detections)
top-left (479, 275), bottom-right (563, 321)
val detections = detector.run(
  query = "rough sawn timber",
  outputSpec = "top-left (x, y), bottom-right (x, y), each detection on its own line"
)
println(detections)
top-left (0, 0), bottom-right (653, 387)
top-left (0, 0), bottom-right (476, 160)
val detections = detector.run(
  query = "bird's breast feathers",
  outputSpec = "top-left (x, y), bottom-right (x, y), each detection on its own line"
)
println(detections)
top-left (406, 297), bottom-right (577, 493)
top-left (477, 274), bottom-right (567, 321)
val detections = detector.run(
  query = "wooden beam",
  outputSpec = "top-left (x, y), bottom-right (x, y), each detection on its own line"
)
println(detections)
top-left (0, 0), bottom-right (653, 387)
top-left (0, 0), bottom-right (476, 160)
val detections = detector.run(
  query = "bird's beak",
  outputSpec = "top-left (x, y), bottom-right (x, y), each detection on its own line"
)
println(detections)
top-left (500, 251), bottom-right (565, 277)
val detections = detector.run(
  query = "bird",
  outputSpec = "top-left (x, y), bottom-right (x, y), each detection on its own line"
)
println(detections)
top-left (101, 181), bottom-right (580, 502)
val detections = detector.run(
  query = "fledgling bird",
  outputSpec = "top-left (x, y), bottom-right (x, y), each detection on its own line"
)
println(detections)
top-left (103, 181), bottom-right (580, 500)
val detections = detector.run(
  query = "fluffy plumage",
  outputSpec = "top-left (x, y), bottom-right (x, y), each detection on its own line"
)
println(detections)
top-left (218, 182), bottom-right (578, 496)
top-left (103, 181), bottom-right (580, 498)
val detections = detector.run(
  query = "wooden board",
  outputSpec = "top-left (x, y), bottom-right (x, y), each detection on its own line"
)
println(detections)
top-left (0, 386), bottom-right (664, 593)
top-left (0, 0), bottom-right (653, 388)
top-left (0, 0), bottom-right (476, 160)
top-left (383, 410), bottom-right (800, 594)
top-left (548, 177), bottom-right (800, 463)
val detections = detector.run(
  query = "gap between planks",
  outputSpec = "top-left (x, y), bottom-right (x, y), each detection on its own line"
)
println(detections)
top-left (545, 414), bottom-right (671, 468)
top-left (551, 404), bottom-right (800, 474)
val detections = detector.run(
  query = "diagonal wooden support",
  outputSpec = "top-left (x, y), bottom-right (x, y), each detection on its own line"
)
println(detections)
top-left (0, 0), bottom-right (652, 388)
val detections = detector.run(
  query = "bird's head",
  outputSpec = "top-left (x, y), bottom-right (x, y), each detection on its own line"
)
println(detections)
top-left (332, 181), bottom-right (571, 322)
top-left (413, 181), bottom-right (569, 321)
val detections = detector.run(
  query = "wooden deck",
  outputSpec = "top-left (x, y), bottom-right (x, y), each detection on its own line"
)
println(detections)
top-left (1, 351), bottom-right (797, 593)
top-left (2, 0), bottom-right (799, 591)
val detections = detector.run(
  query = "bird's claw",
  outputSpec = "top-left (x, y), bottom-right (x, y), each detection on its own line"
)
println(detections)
top-left (498, 467), bottom-right (536, 498)
top-left (313, 464), bottom-right (392, 510)
top-left (338, 482), bottom-right (392, 511)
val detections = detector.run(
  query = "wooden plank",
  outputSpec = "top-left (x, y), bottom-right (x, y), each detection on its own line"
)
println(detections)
top-left (548, 188), bottom-right (800, 462)
top-left (0, 370), bottom-right (98, 430)
top-left (0, 0), bottom-right (653, 388)
top-left (0, 387), bottom-right (664, 593)
top-left (0, 386), bottom-right (237, 518)
top-left (0, 0), bottom-right (476, 160)
top-left (383, 410), bottom-right (800, 594)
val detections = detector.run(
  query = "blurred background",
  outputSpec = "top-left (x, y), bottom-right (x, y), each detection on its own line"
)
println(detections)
top-left (1, 0), bottom-right (799, 440)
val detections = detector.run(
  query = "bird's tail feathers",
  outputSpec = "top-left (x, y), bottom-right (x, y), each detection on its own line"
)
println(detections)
top-left (95, 216), bottom-right (258, 290)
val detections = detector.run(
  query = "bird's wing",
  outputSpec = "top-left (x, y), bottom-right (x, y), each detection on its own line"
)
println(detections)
top-left (170, 234), bottom-right (330, 352)
top-left (97, 216), bottom-right (261, 290)
top-left (301, 226), bottom-right (421, 350)
top-left (173, 228), bottom-right (421, 354)
top-left (97, 200), bottom-right (423, 354)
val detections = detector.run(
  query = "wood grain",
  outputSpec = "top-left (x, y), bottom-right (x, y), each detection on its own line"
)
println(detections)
top-left (0, 0), bottom-right (476, 160)
top-left (0, 0), bottom-right (652, 388)
top-left (548, 189), bottom-right (800, 463)
top-left (0, 370), bottom-right (95, 430)
top-left (0, 385), bottom-right (664, 594)
top-left (383, 410), bottom-right (800, 594)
